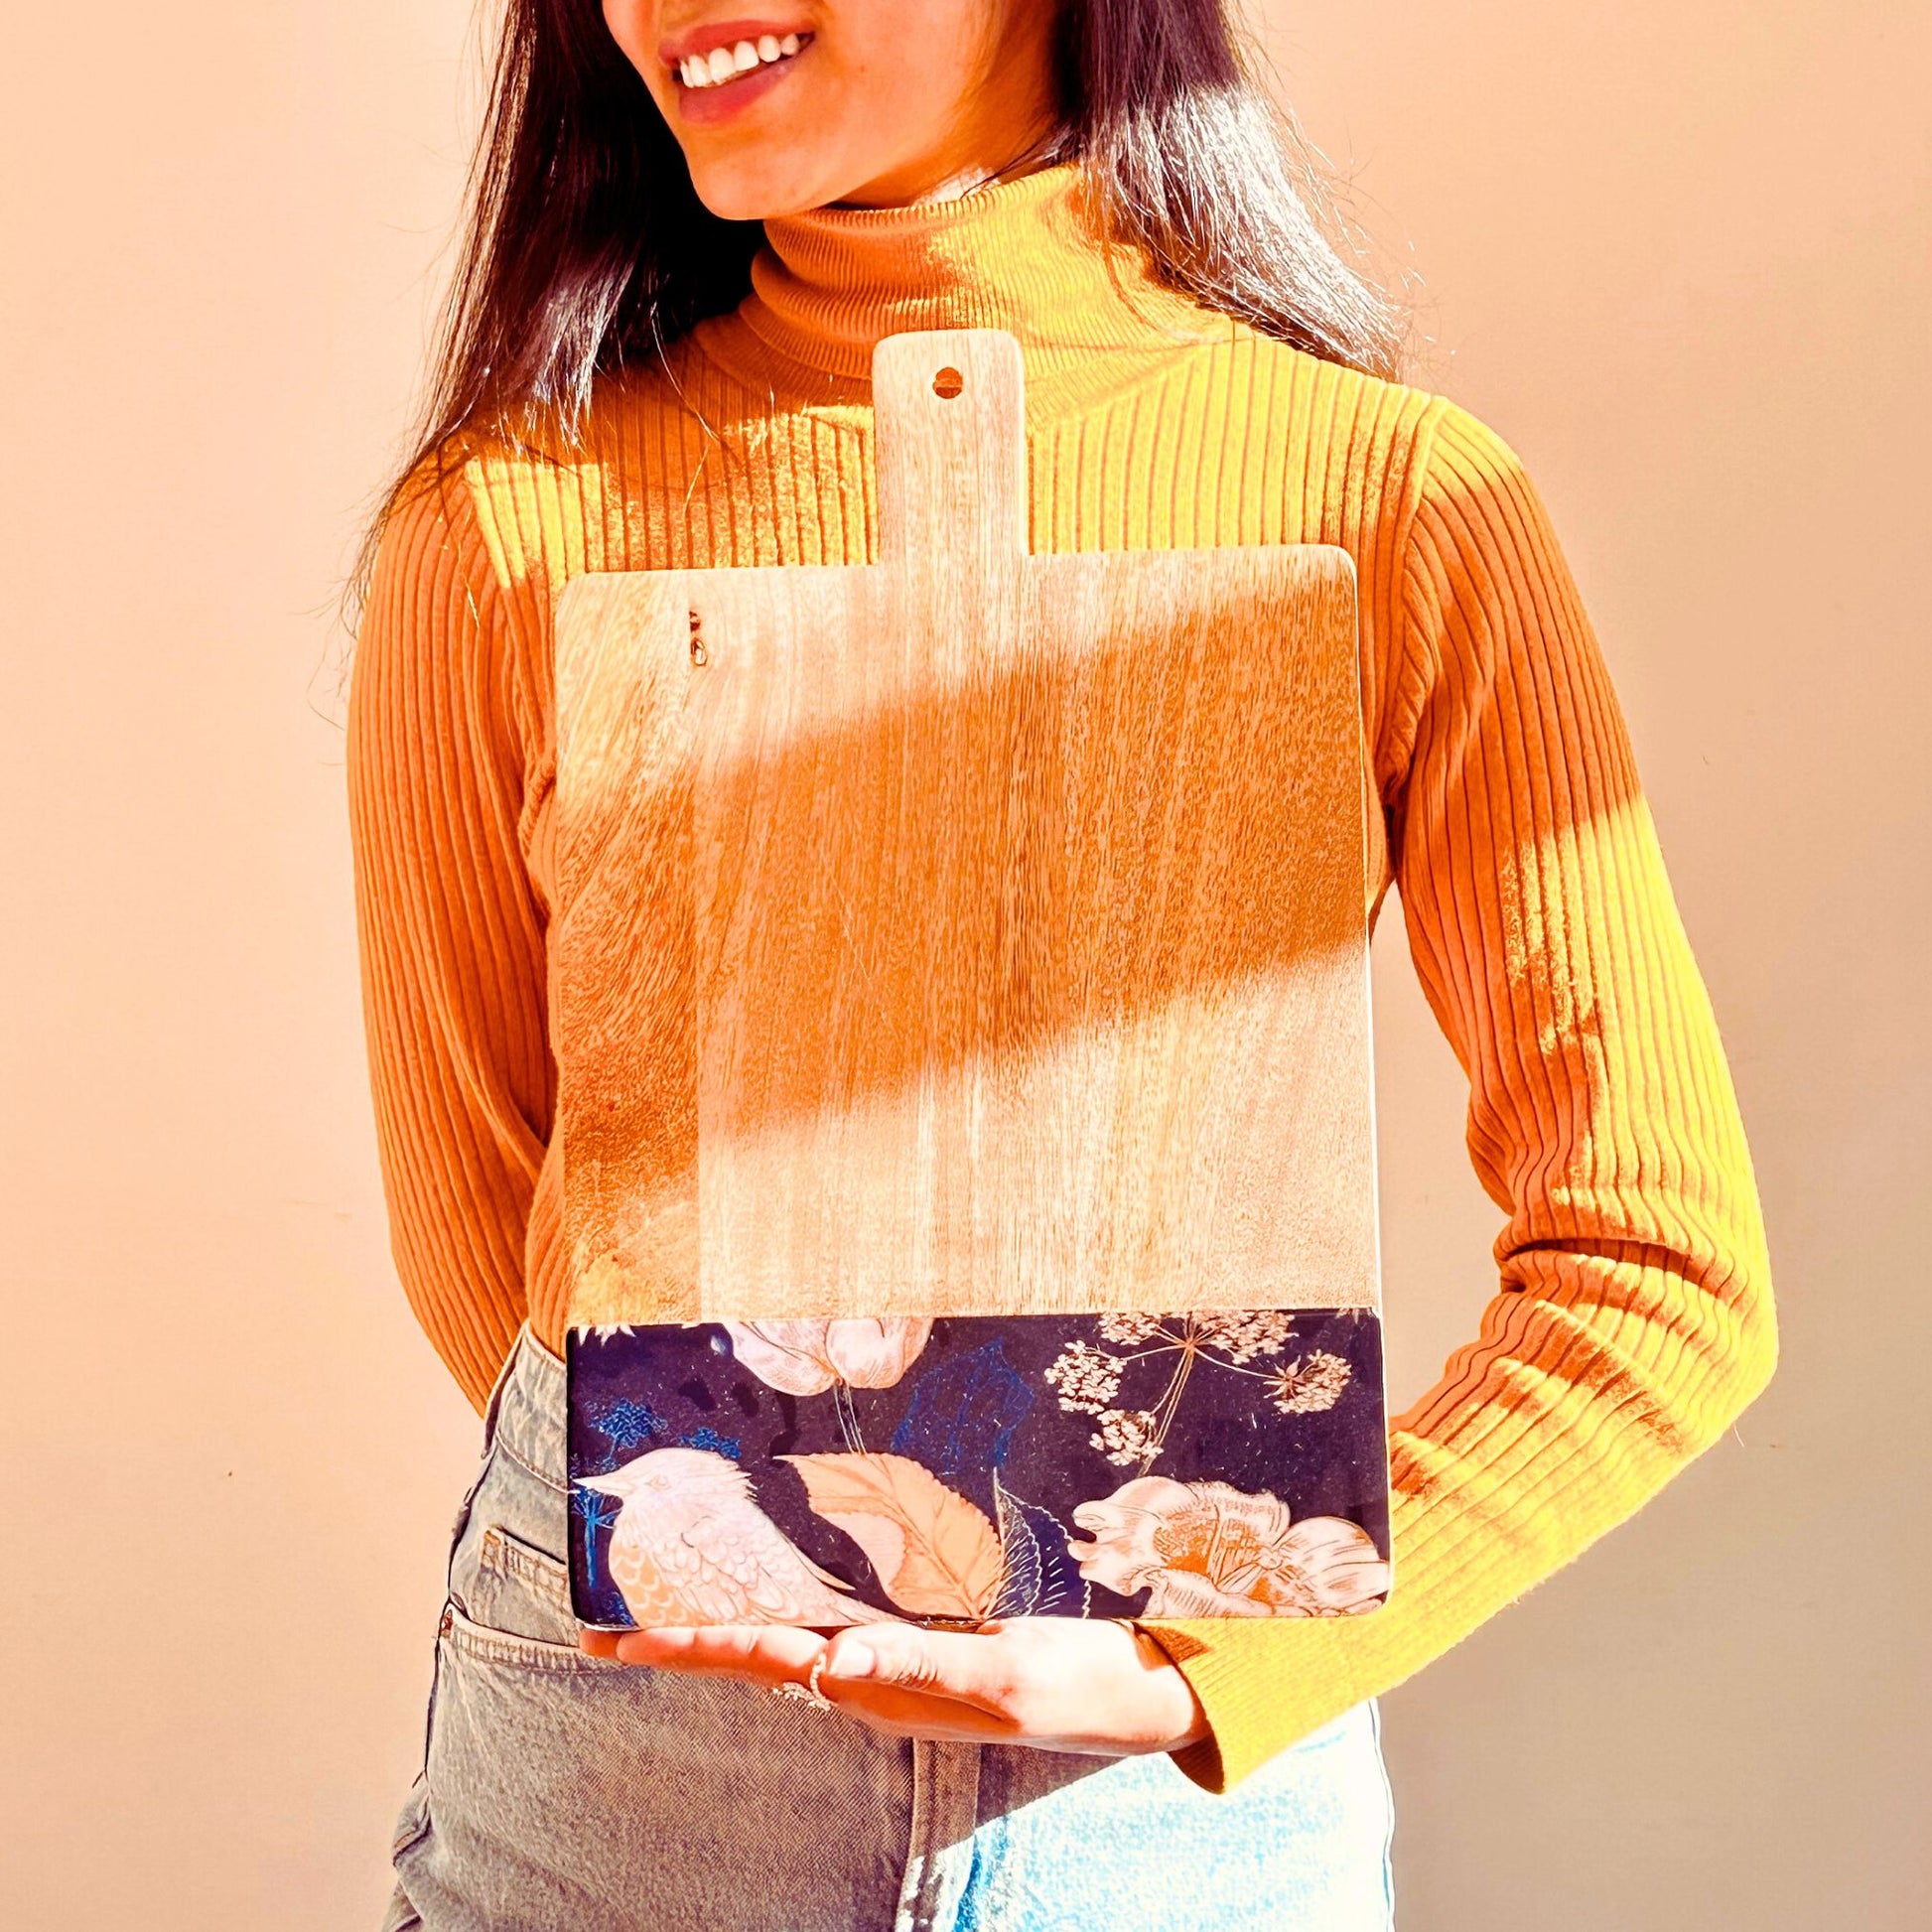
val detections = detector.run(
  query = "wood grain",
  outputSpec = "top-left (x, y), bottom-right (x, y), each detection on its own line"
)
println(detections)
top-left (554, 329), bottom-right (1376, 1327)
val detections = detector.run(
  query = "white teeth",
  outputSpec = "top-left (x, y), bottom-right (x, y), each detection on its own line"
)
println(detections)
top-left (678, 30), bottom-right (807, 86)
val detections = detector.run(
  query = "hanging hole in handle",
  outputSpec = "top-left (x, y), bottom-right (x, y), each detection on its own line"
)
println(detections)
top-left (932, 365), bottom-right (964, 399)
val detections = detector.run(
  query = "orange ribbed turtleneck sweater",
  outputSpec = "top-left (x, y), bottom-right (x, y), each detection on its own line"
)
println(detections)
top-left (345, 159), bottom-right (1776, 1793)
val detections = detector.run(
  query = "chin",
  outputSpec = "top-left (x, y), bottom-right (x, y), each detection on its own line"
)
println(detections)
top-left (683, 149), bottom-right (837, 223)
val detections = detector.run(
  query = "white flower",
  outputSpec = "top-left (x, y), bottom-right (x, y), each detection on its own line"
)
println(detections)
top-left (1043, 1340), bottom-right (1126, 1415)
top-left (720, 1317), bottom-right (932, 1396)
top-left (1267, 1350), bottom-right (1352, 1414)
top-left (1089, 1408), bottom-right (1163, 1467)
top-left (1189, 1309), bottom-right (1295, 1363)
top-left (1067, 1476), bottom-right (1389, 1616)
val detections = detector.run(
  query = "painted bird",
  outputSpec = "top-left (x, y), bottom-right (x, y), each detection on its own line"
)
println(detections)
top-left (578, 1447), bottom-right (903, 1628)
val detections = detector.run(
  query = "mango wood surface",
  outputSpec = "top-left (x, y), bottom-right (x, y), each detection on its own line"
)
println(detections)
top-left (555, 329), bottom-right (1377, 1328)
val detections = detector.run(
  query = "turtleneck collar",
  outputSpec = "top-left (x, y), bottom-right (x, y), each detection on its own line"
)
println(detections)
top-left (688, 158), bottom-right (1234, 416)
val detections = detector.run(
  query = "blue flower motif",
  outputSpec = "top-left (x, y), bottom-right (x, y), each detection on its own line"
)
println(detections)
top-left (680, 1426), bottom-right (743, 1459)
top-left (594, 1396), bottom-right (665, 1450)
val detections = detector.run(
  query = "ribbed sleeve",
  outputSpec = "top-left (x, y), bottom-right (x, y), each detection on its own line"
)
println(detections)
top-left (345, 467), bottom-right (554, 1409)
top-left (1142, 400), bottom-right (1778, 1791)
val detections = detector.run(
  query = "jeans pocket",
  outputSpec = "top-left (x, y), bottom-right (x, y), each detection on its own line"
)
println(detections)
top-left (459, 1522), bottom-right (583, 1652)
top-left (440, 1594), bottom-right (612, 1673)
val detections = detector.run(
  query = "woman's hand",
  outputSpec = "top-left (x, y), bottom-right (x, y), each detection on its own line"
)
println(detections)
top-left (579, 1615), bottom-right (1210, 1757)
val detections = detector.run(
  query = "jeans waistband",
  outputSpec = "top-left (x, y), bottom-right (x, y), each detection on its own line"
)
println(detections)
top-left (483, 1324), bottom-right (568, 1487)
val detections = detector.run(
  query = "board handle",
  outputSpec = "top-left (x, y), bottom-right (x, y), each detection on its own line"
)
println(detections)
top-left (873, 329), bottom-right (1028, 575)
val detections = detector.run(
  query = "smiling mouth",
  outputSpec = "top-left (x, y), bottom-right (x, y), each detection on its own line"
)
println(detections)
top-left (673, 31), bottom-right (815, 91)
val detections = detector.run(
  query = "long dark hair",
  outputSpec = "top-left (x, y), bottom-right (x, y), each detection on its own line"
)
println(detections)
top-left (348, 0), bottom-right (1404, 612)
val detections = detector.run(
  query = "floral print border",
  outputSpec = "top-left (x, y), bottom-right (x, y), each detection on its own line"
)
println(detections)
top-left (567, 1308), bottom-right (1389, 1628)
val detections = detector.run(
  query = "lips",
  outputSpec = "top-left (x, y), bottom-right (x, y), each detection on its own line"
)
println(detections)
top-left (667, 29), bottom-right (813, 126)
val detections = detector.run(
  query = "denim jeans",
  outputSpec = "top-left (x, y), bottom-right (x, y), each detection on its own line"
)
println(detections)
top-left (380, 1327), bottom-right (1397, 1931)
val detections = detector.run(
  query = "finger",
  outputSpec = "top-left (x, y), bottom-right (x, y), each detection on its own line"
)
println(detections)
top-left (816, 1624), bottom-right (1023, 1718)
top-left (812, 1676), bottom-right (1023, 1742)
top-left (609, 1623), bottom-right (826, 1683)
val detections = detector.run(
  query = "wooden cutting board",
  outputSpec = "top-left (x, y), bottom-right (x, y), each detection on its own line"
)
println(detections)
top-left (554, 328), bottom-right (1377, 1331)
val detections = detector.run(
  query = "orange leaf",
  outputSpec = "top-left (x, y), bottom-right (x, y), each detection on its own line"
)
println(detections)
top-left (779, 1450), bottom-right (1004, 1618)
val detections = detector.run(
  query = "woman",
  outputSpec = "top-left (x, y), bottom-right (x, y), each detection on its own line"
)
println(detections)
top-left (345, 3), bottom-right (1777, 1926)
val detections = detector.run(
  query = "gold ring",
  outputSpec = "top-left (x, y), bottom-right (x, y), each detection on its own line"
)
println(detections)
top-left (770, 1650), bottom-right (834, 1710)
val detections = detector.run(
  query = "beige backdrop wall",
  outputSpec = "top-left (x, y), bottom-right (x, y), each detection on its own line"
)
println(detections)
top-left (3, 3), bottom-right (1924, 1925)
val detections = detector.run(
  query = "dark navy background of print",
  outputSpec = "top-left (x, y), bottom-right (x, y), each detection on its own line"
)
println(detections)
top-left (567, 1311), bottom-right (1389, 1628)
